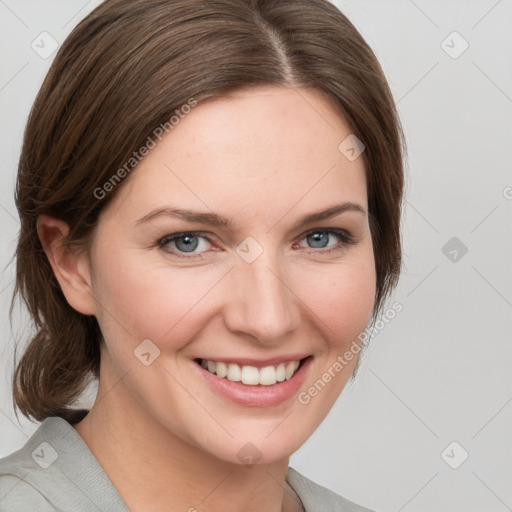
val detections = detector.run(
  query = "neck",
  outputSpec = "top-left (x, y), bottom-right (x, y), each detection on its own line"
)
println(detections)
top-left (73, 364), bottom-right (303, 512)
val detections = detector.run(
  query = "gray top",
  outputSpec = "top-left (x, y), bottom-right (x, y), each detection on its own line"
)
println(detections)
top-left (0, 414), bottom-right (376, 511)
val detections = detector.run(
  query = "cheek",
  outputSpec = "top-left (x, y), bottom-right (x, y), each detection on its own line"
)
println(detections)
top-left (329, 264), bottom-right (375, 333)
top-left (295, 255), bottom-right (376, 346)
top-left (91, 234), bottom-right (375, 354)
top-left (90, 243), bottom-right (222, 346)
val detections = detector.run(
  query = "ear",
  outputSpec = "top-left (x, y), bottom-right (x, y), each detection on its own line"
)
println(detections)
top-left (36, 214), bottom-right (96, 316)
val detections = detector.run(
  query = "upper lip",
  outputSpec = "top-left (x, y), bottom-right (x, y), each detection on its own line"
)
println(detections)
top-left (195, 354), bottom-right (311, 368)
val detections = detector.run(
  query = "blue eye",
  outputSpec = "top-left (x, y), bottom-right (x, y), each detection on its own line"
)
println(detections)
top-left (297, 229), bottom-right (355, 253)
top-left (158, 232), bottom-right (212, 257)
top-left (157, 229), bottom-right (355, 259)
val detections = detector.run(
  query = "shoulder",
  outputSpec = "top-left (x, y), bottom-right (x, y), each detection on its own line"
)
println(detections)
top-left (286, 467), bottom-right (379, 512)
top-left (0, 417), bottom-right (72, 511)
top-left (0, 473), bottom-right (55, 511)
top-left (0, 413), bottom-right (128, 512)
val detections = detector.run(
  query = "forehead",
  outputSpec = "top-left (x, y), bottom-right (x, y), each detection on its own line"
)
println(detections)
top-left (103, 86), bottom-right (367, 224)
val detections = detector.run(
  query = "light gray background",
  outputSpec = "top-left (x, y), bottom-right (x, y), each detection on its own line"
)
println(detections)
top-left (1, 1), bottom-right (511, 511)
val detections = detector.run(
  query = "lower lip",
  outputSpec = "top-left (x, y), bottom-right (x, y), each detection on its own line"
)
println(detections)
top-left (194, 357), bottom-right (313, 407)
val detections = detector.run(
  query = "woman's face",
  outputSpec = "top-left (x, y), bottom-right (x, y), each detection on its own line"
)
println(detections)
top-left (85, 86), bottom-right (376, 464)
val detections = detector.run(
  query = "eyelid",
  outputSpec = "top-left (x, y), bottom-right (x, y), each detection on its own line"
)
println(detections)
top-left (157, 231), bottom-right (214, 258)
top-left (299, 227), bottom-right (355, 242)
top-left (157, 228), bottom-right (356, 258)
top-left (293, 227), bottom-right (356, 252)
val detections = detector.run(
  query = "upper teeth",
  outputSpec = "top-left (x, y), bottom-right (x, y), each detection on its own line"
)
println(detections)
top-left (200, 359), bottom-right (301, 386)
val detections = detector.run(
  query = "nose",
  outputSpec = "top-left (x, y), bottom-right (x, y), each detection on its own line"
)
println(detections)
top-left (223, 252), bottom-right (301, 345)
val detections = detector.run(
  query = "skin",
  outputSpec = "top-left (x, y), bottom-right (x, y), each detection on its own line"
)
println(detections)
top-left (38, 85), bottom-right (376, 512)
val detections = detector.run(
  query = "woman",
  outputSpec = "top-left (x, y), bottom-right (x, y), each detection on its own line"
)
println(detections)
top-left (0, 0), bottom-right (405, 510)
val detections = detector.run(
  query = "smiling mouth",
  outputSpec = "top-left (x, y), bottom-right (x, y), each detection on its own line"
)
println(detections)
top-left (194, 357), bottom-right (311, 386)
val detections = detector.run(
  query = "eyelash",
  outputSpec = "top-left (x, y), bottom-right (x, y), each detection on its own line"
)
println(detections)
top-left (157, 229), bottom-right (356, 259)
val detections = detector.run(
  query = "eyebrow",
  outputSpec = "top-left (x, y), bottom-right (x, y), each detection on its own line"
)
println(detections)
top-left (134, 202), bottom-right (367, 230)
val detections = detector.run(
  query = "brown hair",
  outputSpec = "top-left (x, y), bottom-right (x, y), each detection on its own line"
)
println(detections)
top-left (11, 0), bottom-right (406, 422)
